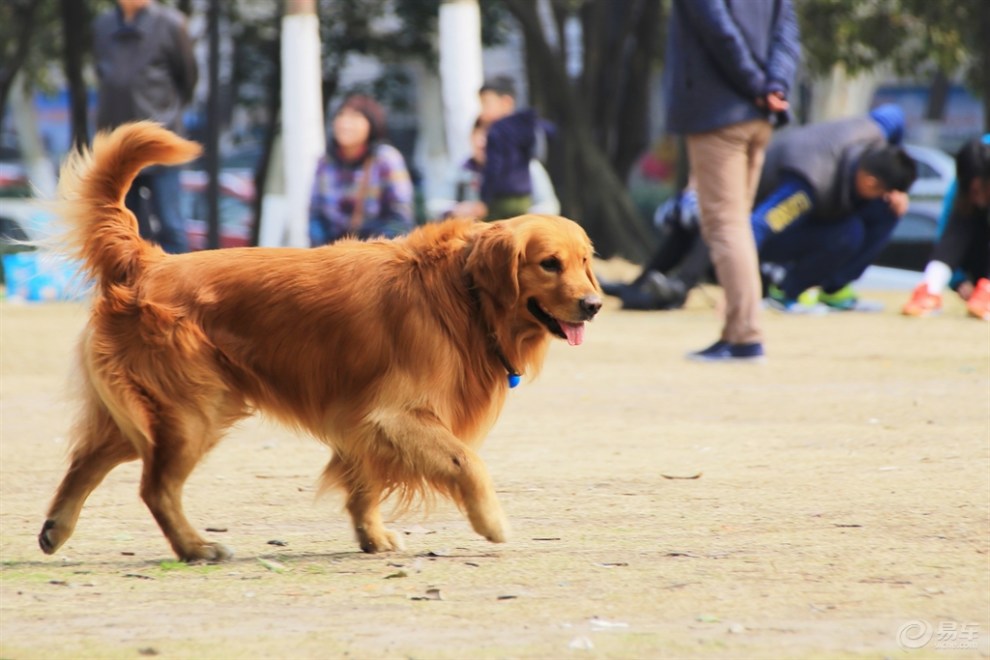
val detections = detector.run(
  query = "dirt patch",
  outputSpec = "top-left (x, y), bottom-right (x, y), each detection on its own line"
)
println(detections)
top-left (1, 284), bottom-right (988, 659)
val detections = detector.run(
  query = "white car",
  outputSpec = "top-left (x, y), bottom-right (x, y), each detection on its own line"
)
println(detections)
top-left (904, 143), bottom-right (955, 200)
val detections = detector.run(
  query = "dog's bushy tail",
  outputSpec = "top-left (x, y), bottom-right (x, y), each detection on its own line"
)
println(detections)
top-left (57, 121), bottom-right (201, 288)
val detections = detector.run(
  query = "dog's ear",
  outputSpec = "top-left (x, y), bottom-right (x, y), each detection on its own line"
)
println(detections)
top-left (464, 223), bottom-right (520, 310)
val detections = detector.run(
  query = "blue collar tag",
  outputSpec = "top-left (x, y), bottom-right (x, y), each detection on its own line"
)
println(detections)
top-left (507, 373), bottom-right (521, 389)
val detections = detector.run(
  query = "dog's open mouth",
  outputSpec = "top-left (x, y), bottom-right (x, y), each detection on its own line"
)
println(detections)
top-left (527, 298), bottom-right (585, 346)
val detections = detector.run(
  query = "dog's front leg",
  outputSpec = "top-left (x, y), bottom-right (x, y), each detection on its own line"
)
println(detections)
top-left (367, 409), bottom-right (509, 545)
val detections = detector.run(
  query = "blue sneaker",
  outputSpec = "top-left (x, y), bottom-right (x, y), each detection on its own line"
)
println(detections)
top-left (687, 340), bottom-right (765, 362)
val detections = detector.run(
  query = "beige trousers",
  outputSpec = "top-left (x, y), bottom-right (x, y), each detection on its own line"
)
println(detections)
top-left (687, 119), bottom-right (772, 345)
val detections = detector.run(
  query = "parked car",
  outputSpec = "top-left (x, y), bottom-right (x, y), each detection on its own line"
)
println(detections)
top-left (872, 199), bottom-right (942, 272)
top-left (179, 169), bottom-right (256, 250)
top-left (904, 143), bottom-right (955, 201)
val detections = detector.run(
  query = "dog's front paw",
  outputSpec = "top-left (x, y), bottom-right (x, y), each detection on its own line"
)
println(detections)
top-left (356, 526), bottom-right (405, 554)
top-left (468, 503), bottom-right (510, 544)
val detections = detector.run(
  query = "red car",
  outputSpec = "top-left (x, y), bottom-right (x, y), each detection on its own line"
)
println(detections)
top-left (180, 169), bottom-right (256, 250)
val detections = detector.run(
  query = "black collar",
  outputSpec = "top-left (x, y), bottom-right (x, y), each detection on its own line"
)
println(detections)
top-left (465, 275), bottom-right (521, 387)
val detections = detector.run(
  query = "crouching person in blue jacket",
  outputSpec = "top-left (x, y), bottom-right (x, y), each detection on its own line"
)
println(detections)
top-left (752, 104), bottom-right (918, 311)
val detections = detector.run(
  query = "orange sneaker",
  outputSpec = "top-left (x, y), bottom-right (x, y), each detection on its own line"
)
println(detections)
top-left (902, 283), bottom-right (941, 317)
top-left (966, 278), bottom-right (990, 320)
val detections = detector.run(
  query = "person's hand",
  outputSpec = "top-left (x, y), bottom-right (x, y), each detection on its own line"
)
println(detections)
top-left (765, 92), bottom-right (789, 113)
top-left (884, 190), bottom-right (910, 217)
top-left (957, 280), bottom-right (975, 301)
top-left (756, 91), bottom-right (789, 113)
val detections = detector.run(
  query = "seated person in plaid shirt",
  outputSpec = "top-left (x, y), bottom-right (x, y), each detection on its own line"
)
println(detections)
top-left (309, 94), bottom-right (415, 246)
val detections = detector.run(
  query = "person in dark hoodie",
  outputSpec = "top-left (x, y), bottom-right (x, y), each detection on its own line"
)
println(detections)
top-left (308, 94), bottom-right (414, 246)
top-left (476, 76), bottom-right (550, 221)
top-left (752, 104), bottom-right (917, 311)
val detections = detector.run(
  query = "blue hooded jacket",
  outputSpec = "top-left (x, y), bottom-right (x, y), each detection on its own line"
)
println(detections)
top-left (482, 109), bottom-right (538, 202)
top-left (663, 0), bottom-right (801, 134)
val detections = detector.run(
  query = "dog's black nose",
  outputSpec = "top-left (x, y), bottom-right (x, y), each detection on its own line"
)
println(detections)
top-left (579, 294), bottom-right (603, 319)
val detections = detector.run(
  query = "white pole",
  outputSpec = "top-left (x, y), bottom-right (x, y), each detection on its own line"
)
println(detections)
top-left (275, 0), bottom-right (325, 247)
top-left (438, 0), bottom-right (483, 170)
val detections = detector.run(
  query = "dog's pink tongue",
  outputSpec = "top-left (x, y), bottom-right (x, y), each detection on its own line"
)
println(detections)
top-left (560, 321), bottom-right (585, 346)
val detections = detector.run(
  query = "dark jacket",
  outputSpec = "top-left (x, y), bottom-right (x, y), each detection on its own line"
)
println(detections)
top-left (481, 109), bottom-right (537, 202)
top-left (663, 0), bottom-right (801, 134)
top-left (92, 1), bottom-right (198, 132)
top-left (756, 115), bottom-right (890, 221)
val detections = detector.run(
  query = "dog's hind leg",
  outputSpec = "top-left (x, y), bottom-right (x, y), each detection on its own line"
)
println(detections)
top-left (39, 398), bottom-right (139, 555)
top-left (367, 409), bottom-right (509, 545)
top-left (138, 421), bottom-right (233, 563)
top-left (322, 454), bottom-right (405, 554)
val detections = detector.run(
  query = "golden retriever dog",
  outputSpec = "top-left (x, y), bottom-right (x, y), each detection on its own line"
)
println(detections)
top-left (38, 121), bottom-right (602, 562)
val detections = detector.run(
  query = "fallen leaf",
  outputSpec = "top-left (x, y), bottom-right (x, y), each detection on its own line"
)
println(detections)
top-left (258, 558), bottom-right (288, 573)
top-left (267, 539), bottom-right (288, 546)
top-left (661, 472), bottom-right (702, 480)
top-left (384, 571), bottom-right (408, 579)
top-left (205, 527), bottom-right (228, 533)
top-left (590, 618), bottom-right (629, 630)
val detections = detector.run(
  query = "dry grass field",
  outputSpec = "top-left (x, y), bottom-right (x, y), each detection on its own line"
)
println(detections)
top-left (1, 280), bottom-right (987, 659)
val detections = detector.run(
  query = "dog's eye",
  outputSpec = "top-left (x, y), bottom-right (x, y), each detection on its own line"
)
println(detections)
top-left (540, 257), bottom-right (562, 273)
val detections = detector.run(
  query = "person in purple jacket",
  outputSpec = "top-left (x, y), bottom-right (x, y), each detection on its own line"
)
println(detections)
top-left (663, 0), bottom-right (801, 362)
top-left (309, 95), bottom-right (414, 246)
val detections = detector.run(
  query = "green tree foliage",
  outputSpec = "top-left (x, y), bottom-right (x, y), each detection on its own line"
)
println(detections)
top-left (797, 0), bottom-right (989, 128)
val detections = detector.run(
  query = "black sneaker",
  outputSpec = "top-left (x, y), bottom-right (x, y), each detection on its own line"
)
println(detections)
top-left (641, 271), bottom-right (687, 309)
top-left (600, 279), bottom-right (633, 298)
top-left (686, 340), bottom-right (765, 362)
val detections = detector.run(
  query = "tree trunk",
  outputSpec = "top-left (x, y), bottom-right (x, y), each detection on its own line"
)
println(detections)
top-left (438, 0), bottom-right (483, 169)
top-left (0, 1), bottom-right (39, 119)
top-left (60, 0), bottom-right (90, 152)
top-left (250, 3), bottom-right (283, 247)
top-left (980, 0), bottom-right (990, 133)
top-left (276, 0), bottom-right (325, 247)
top-left (505, 0), bottom-right (657, 262)
top-left (923, 70), bottom-right (949, 122)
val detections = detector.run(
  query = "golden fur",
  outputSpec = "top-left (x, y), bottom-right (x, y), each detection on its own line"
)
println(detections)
top-left (39, 121), bottom-right (602, 561)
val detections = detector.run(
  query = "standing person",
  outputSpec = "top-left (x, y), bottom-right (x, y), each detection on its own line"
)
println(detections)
top-left (476, 75), bottom-right (549, 221)
top-left (752, 105), bottom-right (917, 311)
top-left (902, 135), bottom-right (990, 320)
top-left (308, 94), bottom-right (414, 246)
top-left (92, 0), bottom-right (198, 254)
top-left (662, 0), bottom-right (801, 362)
top-left (442, 116), bottom-right (560, 220)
